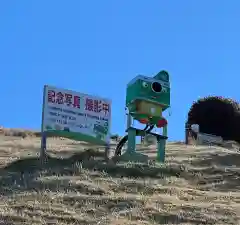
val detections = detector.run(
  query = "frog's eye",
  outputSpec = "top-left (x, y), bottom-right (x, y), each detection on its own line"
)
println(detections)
top-left (142, 81), bottom-right (148, 88)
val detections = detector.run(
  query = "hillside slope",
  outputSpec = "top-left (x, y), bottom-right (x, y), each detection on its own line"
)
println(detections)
top-left (0, 133), bottom-right (240, 224)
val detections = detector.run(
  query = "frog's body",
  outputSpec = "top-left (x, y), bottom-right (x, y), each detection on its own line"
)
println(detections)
top-left (126, 71), bottom-right (170, 126)
top-left (113, 70), bottom-right (171, 163)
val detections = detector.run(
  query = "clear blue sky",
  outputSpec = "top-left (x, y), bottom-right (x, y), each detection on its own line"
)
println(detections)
top-left (1, 1), bottom-right (239, 141)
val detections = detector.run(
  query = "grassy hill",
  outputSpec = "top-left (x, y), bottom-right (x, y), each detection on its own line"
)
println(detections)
top-left (0, 129), bottom-right (239, 224)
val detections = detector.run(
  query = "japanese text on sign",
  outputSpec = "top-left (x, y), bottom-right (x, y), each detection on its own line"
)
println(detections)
top-left (42, 85), bottom-right (112, 144)
top-left (42, 85), bottom-right (111, 137)
top-left (47, 90), bottom-right (110, 115)
top-left (85, 98), bottom-right (110, 115)
top-left (48, 90), bottom-right (81, 108)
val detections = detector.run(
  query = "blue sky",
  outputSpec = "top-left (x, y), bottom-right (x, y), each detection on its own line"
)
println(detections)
top-left (0, 1), bottom-right (239, 141)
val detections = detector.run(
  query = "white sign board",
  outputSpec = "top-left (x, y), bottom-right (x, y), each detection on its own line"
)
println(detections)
top-left (41, 85), bottom-right (111, 145)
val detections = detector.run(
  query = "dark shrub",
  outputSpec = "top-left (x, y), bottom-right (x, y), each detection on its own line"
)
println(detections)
top-left (187, 96), bottom-right (240, 142)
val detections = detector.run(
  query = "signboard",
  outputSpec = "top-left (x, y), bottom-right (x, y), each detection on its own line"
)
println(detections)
top-left (41, 85), bottom-right (111, 145)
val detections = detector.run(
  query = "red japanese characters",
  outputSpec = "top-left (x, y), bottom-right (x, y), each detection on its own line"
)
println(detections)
top-left (47, 90), bottom-right (80, 108)
top-left (47, 90), bottom-right (110, 114)
top-left (85, 98), bottom-right (110, 114)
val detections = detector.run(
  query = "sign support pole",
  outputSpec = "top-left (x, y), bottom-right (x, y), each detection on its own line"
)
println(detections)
top-left (40, 85), bottom-right (47, 161)
top-left (41, 132), bottom-right (47, 158)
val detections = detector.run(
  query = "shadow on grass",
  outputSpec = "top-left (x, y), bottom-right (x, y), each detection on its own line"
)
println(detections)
top-left (1, 149), bottom-right (239, 224)
top-left (0, 220), bottom-right (14, 225)
top-left (0, 215), bottom-right (26, 225)
top-left (148, 213), bottom-right (215, 225)
top-left (187, 152), bottom-right (240, 192)
top-left (0, 149), bottom-right (183, 196)
top-left (2, 148), bottom-right (240, 195)
top-left (191, 152), bottom-right (240, 167)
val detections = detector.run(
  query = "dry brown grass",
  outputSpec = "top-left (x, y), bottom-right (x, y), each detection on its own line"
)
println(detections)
top-left (0, 129), bottom-right (240, 224)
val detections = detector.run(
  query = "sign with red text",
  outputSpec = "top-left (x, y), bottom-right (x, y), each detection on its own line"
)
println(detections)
top-left (41, 85), bottom-right (111, 145)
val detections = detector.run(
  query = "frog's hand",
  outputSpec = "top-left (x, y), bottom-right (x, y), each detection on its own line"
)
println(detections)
top-left (156, 118), bottom-right (168, 128)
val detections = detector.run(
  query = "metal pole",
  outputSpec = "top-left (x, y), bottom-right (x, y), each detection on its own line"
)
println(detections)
top-left (40, 85), bottom-right (47, 161)
top-left (185, 122), bottom-right (189, 145)
top-left (127, 112), bottom-right (132, 129)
